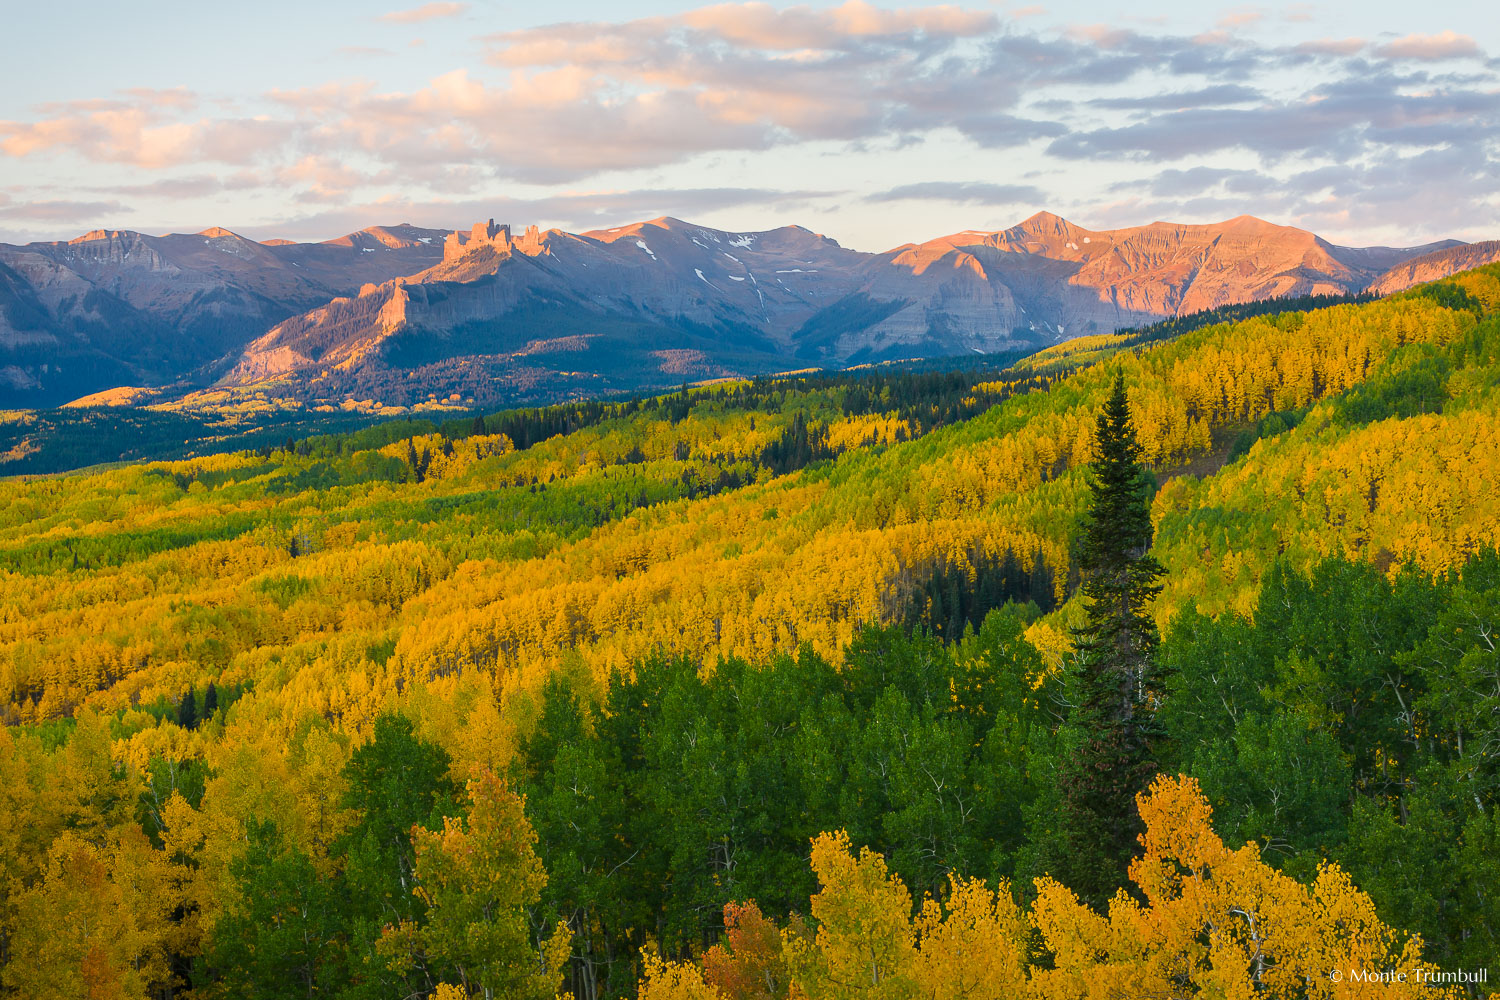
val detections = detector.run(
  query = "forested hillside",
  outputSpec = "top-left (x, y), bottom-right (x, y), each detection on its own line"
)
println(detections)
top-left (2, 266), bottom-right (1499, 998)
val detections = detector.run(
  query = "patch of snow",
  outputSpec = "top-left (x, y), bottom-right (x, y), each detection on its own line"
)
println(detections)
top-left (972, 348), bottom-right (985, 354)
top-left (695, 268), bottom-right (711, 283)
top-left (722, 252), bottom-right (740, 263)
top-left (636, 240), bottom-right (656, 259)
top-left (1082, 237), bottom-right (1091, 243)
top-left (775, 268), bottom-right (816, 273)
top-left (1058, 325), bottom-right (1065, 334)
top-left (608, 227), bottom-right (622, 233)
top-left (728, 275), bottom-right (746, 281)
top-left (362, 248), bottom-right (376, 253)
top-left (418, 237), bottom-right (432, 244)
top-left (1066, 241), bottom-right (1078, 250)
top-left (729, 234), bottom-right (755, 248)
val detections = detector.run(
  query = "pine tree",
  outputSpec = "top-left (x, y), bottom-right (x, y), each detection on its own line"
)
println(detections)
top-left (1054, 370), bottom-right (1168, 905)
top-left (407, 438), bottom-right (421, 482)
top-left (203, 682), bottom-right (218, 722)
top-left (178, 688), bottom-right (198, 731)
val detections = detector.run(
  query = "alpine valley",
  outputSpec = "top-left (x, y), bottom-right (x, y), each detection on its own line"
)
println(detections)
top-left (4, 259), bottom-right (1500, 1000)
top-left (4, 211), bottom-right (1494, 411)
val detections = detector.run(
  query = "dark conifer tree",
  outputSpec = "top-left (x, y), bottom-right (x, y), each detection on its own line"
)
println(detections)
top-left (203, 681), bottom-right (219, 721)
top-left (178, 687), bottom-right (198, 730)
top-left (1054, 370), bottom-right (1168, 905)
top-left (406, 438), bottom-right (421, 481)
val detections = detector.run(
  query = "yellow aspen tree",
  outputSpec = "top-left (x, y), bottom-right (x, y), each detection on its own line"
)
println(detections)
top-left (784, 831), bottom-right (918, 1000)
top-left (640, 951), bottom-right (727, 1000)
top-left (385, 769), bottom-right (572, 1000)
top-left (1030, 775), bottom-right (1463, 1000)
top-left (2, 828), bottom-right (176, 1000)
top-left (911, 876), bottom-right (1030, 1000)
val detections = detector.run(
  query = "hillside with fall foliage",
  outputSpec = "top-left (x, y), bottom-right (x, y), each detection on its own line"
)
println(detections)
top-left (2, 266), bottom-right (1499, 997)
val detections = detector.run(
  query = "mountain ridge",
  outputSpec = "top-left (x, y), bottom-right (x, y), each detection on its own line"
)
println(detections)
top-left (0, 212), bottom-right (1484, 409)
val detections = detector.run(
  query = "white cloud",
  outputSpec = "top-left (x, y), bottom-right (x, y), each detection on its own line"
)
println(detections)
top-left (378, 2), bottom-right (467, 25)
top-left (0, 3), bottom-right (1495, 247)
top-left (1375, 30), bottom-right (1481, 60)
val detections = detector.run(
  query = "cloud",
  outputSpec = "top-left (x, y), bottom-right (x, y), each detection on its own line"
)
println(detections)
top-left (866, 181), bottom-right (1045, 204)
top-left (1216, 7), bottom-right (1265, 29)
top-left (12, 4), bottom-right (1488, 187)
top-left (1048, 73), bottom-right (1500, 163)
top-left (0, 199), bottom-right (129, 224)
top-left (0, 1), bottom-right (1495, 248)
top-left (1096, 140), bottom-right (1500, 240)
top-left (1293, 37), bottom-right (1365, 57)
top-left (1088, 84), bottom-right (1262, 111)
top-left (1375, 31), bottom-right (1481, 61)
top-left (0, 93), bottom-right (296, 169)
top-left (116, 87), bottom-right (199, 111)
top-left (88, 173), bottom-right (264, 199)
top-left (1107, 166), bottom-right (1266, 198)
top-left (378, 2), bottom-right (466, 24)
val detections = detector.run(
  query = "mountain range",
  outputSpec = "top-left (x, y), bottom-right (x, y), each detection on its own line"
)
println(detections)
top-left (2, 212), bottom-right (1492, 409)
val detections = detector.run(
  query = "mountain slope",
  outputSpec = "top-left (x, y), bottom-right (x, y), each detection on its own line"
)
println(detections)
top-left (218, 213), bottom-right (1467, 408)
top-left (1367, 239), bottom-right (1500, 294)
top-left (922, 212), bottom-right (1457, 319)
top-left (223, 218), bottom-right (865, 402)
top-left (0, 212), bottom-right (1477, 409)
top-left (4, 262), bottom-right (1496, 719)
top-left (0, 224), bottom-right (448, 405)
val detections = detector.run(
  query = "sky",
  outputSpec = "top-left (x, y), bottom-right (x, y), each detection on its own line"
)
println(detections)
top-left (2, 0), bottom-right (1497, 252)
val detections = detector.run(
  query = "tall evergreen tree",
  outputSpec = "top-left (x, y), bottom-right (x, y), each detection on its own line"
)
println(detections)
top-left (177, 687), bottom-right (198, 731)
top-left (1054, 370), bottom-right (1167, 905)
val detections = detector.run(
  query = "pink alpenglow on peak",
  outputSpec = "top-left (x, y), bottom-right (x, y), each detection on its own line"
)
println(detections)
top-left (444, 219), bottom-right (515, 261)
